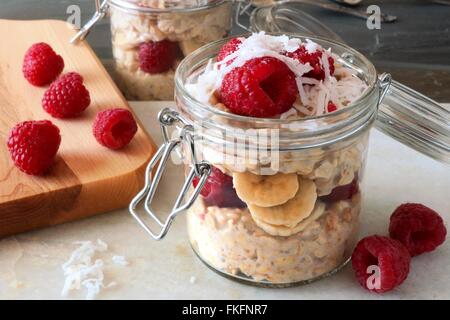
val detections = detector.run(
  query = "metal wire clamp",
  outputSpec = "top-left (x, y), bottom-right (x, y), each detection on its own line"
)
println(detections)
top-left (70, 0), bottom-right (109, 44)
top-left (129, 108), bottom-right (211, 240)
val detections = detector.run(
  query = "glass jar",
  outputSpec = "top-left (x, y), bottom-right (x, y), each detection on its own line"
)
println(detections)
top-left (72, 0), bottom-right (232, 100)
top-left (129, 35), bottom-right (449, 287)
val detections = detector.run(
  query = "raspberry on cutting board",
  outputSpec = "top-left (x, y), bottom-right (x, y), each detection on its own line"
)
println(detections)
top-left (389, 203), bottom-right (447, 256)
top-left (220, 57), bottom-right (298, 118)
top-left (42, 72), bottom-right (91, 118)
top-left (7, 120), bottom-right (61, 175)
top-left (60, 71), bottom-right (83, 83)
top-left (93, 108), bottom-right (138, 150)
top-left (138, 40), bottom-right (178, 74)
top-left (351, 235), bottom-right (411, 293)
top-left (22, 42), bottom-right (64, 86)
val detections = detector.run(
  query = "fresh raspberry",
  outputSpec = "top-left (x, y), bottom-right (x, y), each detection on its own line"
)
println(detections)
top-left (61, 71), bottom-right (83, 83)
top-left (327, 101), bottom-right (338, 113)
top-left (389, 203), bottom-right (447, 257)
top-left (217, 38), bottom-right (242, 63)
top-left (351, 235), bottom-right (411, 293)
top-left (320, 177), bottom-right (359, 203)
top-left (220, 57), bottom-right (297, 118)
top-left (193, 166), bottom-right (246, 208)
top-left (22, 42), bottom-right (64, 86)
top-left (138, 40), bottom-right (178, 74)
top-left (7, 120), bottom-right (61, 175)
top-left (93, 108), bottom-right (138, 150)
top-left (286, 45), bottom-right (334, 81)
top-left (42, 72), bottom-right (90, 118)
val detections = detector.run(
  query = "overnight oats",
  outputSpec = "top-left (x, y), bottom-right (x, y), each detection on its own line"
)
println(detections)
top-left (109, 0), bottom-right (232, 100)
top-left (127, 28), bottom-right (448, 287)
top-left (171, 32), bottom-right (373, 285)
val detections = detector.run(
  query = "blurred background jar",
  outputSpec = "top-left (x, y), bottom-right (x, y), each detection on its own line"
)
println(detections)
top-left (71, 0), bottom-right (232, 101)
top-left (109, 0), bottom-right (232, 100)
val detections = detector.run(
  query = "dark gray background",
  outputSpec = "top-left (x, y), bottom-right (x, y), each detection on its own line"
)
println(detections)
top-left (1, 0), bottom-right (449, 100)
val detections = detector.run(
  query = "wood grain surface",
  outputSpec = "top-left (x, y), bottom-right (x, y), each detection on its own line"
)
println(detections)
top-left (0, 19), bottom-right (156, 238)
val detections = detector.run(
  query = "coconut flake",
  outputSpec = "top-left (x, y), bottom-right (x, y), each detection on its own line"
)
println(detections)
top-left (280, 107), bottom-right (298, 120)
top-left (321, 52), bottom-right (331, 81)
top-left (304, 39), bottom-right (319, 54)
top-left (61, 239), bottom-right (118, 300)
top-left (300, 77), bottom-right (320, 86)
top-left (112, 255), bottom-right (129, 266)
top-left (295, 77), bottom-right (308, 106)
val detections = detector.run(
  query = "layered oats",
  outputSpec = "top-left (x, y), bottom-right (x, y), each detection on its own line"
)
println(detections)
top-left (186, 132), bottom-right (367, 284)
top-left (110, 0), bottom-right (232, 100)
top-left (188, 194), bottom-right (361, 283)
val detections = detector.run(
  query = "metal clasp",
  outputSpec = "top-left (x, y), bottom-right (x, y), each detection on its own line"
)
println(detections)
top-left (377, 73), bottom-right (392, 106)
top-left (234, 0), bottom-right (255, 31)
top-left (70, 0), bottom-right (109, 44)
top-left (129, 108), bottom-right (211, 240)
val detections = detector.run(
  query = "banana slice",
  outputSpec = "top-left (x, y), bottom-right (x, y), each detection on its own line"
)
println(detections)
top-left (233, 172), bottom-right (299, 207)
top-left (253, 202), bottom-right (326, 237)
top-left (248, 177), bottom-right (317, 228)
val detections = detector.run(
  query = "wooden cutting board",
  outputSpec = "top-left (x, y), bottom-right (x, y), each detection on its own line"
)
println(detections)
top-left (0, 20), bottom-right (156, 238)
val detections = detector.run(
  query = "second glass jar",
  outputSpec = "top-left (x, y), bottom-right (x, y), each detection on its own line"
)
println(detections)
top-left (109, 0), bottom-right (232, 100)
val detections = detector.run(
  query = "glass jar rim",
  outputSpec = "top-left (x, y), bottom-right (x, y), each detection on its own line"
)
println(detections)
top-left (175, 33), bottom-right (378, 126)
top-left (108, 0), bottom-right (228, 13)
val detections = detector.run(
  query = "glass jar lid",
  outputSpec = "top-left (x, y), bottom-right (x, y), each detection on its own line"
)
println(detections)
top-left (246, 0), bottom-right (396, 34)
top-left (249, 1), bottom-right (344, 43)
top-left (244, 1), bottom-right (449, 163)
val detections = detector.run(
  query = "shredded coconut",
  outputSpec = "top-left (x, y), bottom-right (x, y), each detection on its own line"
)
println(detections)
top-left (61, 239), bottom-right (124, 300)
top-left (186, 32), bottom-right (368, 118)
top-left (280, 108), bottom-right (298, 120)
top-left (304, 39), bottom-right (319, 54)
top-left (112, 255), bottom-right (129, 266)
top-left (187, 32), bottom-right (312, 103)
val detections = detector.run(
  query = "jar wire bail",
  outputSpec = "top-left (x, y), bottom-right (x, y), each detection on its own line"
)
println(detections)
top-left (70, 0), bottom-right (109, 44)
top-left (234, 0), bottom-right (254, 31)
top-left (129, 108), bottom-right (211, 240)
